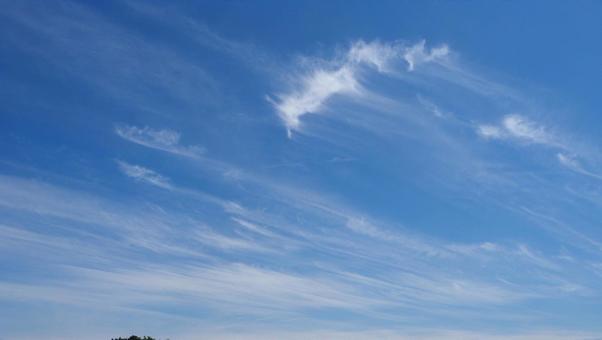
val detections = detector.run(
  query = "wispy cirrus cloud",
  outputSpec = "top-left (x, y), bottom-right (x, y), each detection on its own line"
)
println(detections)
top-left (1, 0), bottom-right (220, 115)
top-left (476, 115), bottom-right (602, 181)
top-left (115, 124), bottom-right (204, 158)
top-left (269, 66), bottom-right (360, 136)
top-left (125, 0), bottom-right (274, 74)
top-left (557, 153), bottom-right (602, 180)
top-left (0, 174), bottom-right (212, 258)
top-left (0, 170), bottom-right (597, 334)
top-left (557, 152), bottom-right (581, 170)
top-left (347, 40), bottom-right (401, 72)
top-left (477, 114), bottom-right (560, 147)
top-left (269, 40), bottom-right (449, 136)
top-left (117, 160), bottom-right (172, 189)
top-left (194, 227), bottom-right (271, 253)
top-left (403, 40), bottom-right (449, 71)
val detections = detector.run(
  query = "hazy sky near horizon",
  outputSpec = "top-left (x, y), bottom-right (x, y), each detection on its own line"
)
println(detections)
top-left (2, 1), bottom-right (602, 339)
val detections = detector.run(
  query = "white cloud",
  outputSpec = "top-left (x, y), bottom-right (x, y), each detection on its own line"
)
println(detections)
top-left (477, 114), bottom-right (563, 148)
top-left (270, 65), bottom-right (359, 136)
top-left (447, 242), bottom-right (502, 256)
top-left (516, 244), bottom-right (560, 271)
top-left (345, 217), bottom-right (389, 239)
top-left (557, 153), bottom-right (581, 170)
top-left (59, 263), bottom-right (387, 313)
top-left (403, 40), bottom-right (449, 71)
top-left (478, 116), bottom-right (602, 183)
top-left (417, 95), bottom-right (447, 118)
top-left (195, 228), bottom-right (269, 252)
top-left (0, 224), bottom-right (81, 251)
top-left (477, 124), bottom-right (504, 139)
top-left (347, 40), bottom-right (400, 72)
top-left (115, 125), bottom-right (204, 157)
top-left (0, 174), bottom-right (592, 328)
top-left (557, 153), bottom-right (602, 180)
top-left (232, 217), bottom-right (279, 238)
top-left (117, 160), bottom-right (172, 189)
top-left (5, 1), bottom-right (220, 116)
top-left (345, 217), bottom-right (450, 257)
top-left (479, 242), bottom-right (499, 251)
top-left (270, 40), bottom-right (449, 136)
top-left (502, 114), bottom-right (550, 144)
top-left (0, 174), bottom-right (217, 259)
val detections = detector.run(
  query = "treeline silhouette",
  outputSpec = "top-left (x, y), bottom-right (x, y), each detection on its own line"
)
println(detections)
top-left (111, 336), bottom-right (156, 340)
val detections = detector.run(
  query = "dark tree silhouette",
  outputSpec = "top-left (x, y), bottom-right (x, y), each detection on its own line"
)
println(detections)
top-left (111, 336), bottom-right (156, 340)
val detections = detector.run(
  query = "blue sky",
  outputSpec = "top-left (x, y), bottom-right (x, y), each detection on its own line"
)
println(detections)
top-left (2, 1), bottom-right (602, 339)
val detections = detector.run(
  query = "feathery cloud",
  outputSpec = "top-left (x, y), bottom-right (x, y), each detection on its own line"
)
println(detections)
top-left (195, 228), bottom-right (269, 252)
top-left (403, 40), bottom-right (449, 71)
top-left (347, 40), bottom-right (401, 72)
top-left (270, 40), bottom-right (449, 136)
top-left (557, 153), bottom-right (602, 180)
top-left (477, 124), bottom-right (504, 139)
top-left (557, 153), bottom-right (582, 171)
top-left (502, 114), bottom-right (551, 144)
top-left (477, 114), bottom-right (562, 148)
top-left (270, 66), bottom-right (359, 136)
top-left (115, 125), bottom-right (204, 157)
top-left (117, 160), bottom-right (172, 189)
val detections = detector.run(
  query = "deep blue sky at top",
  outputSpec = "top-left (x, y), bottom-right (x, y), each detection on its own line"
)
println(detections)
top-left (4, 0), bottom-right (602, 173)
top-left (1, 0), bottom-right (596, 224)
top-left (194, 0), bottom-right (602, 107)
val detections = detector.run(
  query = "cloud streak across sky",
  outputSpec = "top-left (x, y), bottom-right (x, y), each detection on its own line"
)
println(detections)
top-left (117, 160), bottom-right (172, 189)
top-left (477, 114), bottom-right (560, 147)
top-left (115, 125), bottom-right (204, 158)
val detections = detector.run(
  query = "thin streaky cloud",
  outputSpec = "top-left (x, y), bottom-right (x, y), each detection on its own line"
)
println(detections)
top-left (115, 124), bottom-right (204, 157)
top-left (476, 114), bottom-right (602, 183)
top-left (0, 170), bottom-right (597, 333)
top-left (502, 114), bottom-right (554, 145)
top-left (347, 40), bottom-right (402, 73)
top-left (477, 114), bottom-right (559, 147)
top-left (194, 227), bottom-right (271, 252)
top-left (403, 40), bottom-right (449, 71)
top-left (2, 1), bottom-right (220, 115)
top-left (117, 160), bottom-right (172, 189)
top-left (557, 153), bottom-right (602, 180)
top-left (557, 152), bottom-right (581, 170)
top-left (124, 0), bottom-right (276, 75)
